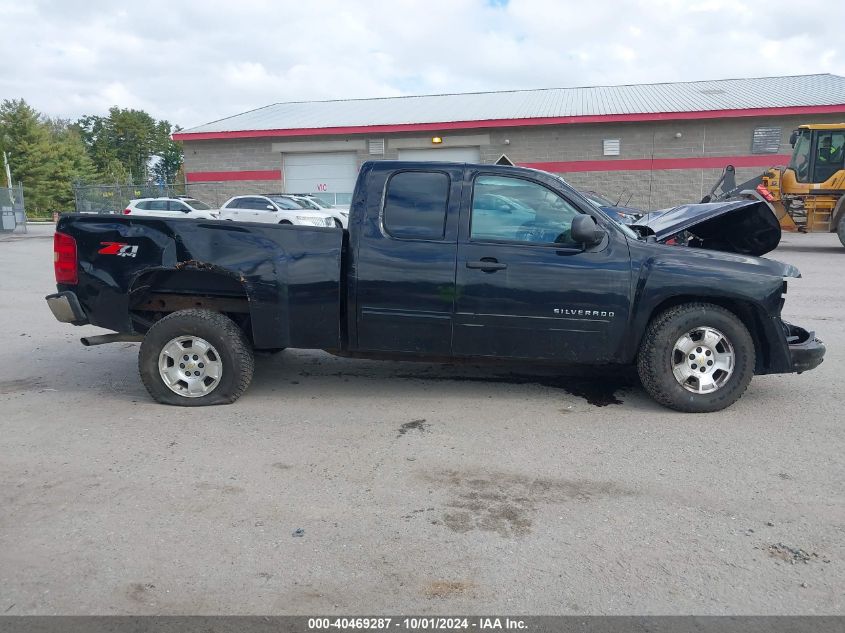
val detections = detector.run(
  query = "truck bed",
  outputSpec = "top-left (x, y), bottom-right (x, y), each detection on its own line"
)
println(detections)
top-left (55, 215), bottom-right (344, 350)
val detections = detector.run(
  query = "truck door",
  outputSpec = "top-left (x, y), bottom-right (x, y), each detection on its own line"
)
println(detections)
top-left (453, 171), bottom-right (632, 362)
top-left (353, 165), bottom-right (463, 355)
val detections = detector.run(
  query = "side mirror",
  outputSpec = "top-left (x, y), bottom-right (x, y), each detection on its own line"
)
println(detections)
top-left (789, 130), bottom-right (798, 147)
top-left (266, 204), bottom-right (275, 211)
top-left (571, 215), bottom-right (605, 247)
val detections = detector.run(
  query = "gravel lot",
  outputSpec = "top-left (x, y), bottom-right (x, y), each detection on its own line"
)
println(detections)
top-left (1, 224), bottom-right (843, 615)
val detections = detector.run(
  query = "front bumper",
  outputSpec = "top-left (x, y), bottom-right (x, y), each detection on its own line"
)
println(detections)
top-left (45, 291), bottom-right (88, 325)
top-left (784, 321), bottom-right (825, 374)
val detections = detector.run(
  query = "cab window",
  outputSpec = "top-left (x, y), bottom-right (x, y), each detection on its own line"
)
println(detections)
top-left (813, 131), bottom-right (845, 184)
top-left (470, 176), bottom-right (581, 246)
top-left (383, 171), bottom-right (449, 240)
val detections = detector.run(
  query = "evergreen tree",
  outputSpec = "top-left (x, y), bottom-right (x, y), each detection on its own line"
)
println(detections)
top-left (77, 107), bottom-right (182, 184)
top-left (0, 99), bottom-right (96, 213)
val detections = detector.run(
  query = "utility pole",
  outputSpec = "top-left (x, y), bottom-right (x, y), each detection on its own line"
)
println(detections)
top-left (3, 151), bottom-right (14, 203)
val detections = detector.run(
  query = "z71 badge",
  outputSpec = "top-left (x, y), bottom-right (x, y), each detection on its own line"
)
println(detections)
top-left (98, 242), bottom-right (139, 258)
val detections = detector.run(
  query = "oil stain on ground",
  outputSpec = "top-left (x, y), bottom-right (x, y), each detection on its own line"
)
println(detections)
top-left (423, 469), bottom-right (635, 538)
top-left (398, 418), bottom-right (428, 437)
top-left (126, 583), bottom-right (156, 603)
top-left (395, 371), bottom-right (633, 407)
top-left (295, 362), bottom-right (632, 407)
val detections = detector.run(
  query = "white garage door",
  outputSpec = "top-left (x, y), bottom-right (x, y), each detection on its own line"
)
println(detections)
top-left (283, 152), bottom-right (358, 200)
top-left (397, 147), bottom-right (481, 162)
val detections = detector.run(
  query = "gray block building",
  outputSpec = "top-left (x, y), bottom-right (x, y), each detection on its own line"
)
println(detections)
top-left (174, 74), bottom-right (845, 210)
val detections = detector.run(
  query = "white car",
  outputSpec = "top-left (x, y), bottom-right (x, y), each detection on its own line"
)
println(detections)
top-left (285, 194), bottom-right (350, 229)
top-left (218, 195), bottom-right (335, 227)
top-left (123, 197), bottom-right (219, 219)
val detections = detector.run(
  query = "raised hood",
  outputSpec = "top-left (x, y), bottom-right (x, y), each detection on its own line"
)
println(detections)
top-left (633, 200), bottom-right (781, 256)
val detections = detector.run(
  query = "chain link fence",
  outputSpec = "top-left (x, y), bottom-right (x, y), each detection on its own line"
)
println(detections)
top-left (0, 185), bottom-right (27, 232)
top-left (73, 183), bottom-right (227, 215)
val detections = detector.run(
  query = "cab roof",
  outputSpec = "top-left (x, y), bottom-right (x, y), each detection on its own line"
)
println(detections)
top-left (797, 123), bottom-right (845, 130)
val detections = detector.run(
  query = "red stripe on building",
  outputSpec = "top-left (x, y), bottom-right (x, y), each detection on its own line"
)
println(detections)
top-left (520, 153), bottom-right (792, 173)
top-left (185, 170), bottom-right (282, 182)
top-left (172, 104), bottom-right (845, 141)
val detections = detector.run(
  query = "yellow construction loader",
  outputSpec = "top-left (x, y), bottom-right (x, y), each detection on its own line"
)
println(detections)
top-left (703, 123), bottom-right (845, 247)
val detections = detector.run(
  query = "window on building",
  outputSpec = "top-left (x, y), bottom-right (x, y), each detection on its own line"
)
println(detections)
top-left (470, 176), bottom-right (581, 246)
top-left (752, 127), bottom-right (782, 154)
top-left (383, 171), bottom-right (450, 240)
top-left (602, 139), bottom-right (620, 156)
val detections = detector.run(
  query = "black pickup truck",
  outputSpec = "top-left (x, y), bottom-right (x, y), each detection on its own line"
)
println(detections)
top-left (46, 161), bottom-right (824, 412)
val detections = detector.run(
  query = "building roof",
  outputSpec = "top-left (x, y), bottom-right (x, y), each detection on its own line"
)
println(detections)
top-left (174, 74), bottom-right (845, 141)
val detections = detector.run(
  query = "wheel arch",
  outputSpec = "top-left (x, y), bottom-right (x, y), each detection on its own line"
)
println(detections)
top-left (128, 268), bottom-right (254, 341)
top-left (634, 295), bottom-right (787, 374)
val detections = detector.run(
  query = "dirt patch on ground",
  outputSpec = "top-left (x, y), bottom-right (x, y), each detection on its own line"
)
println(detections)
top-left (766, 543), bottom-right (826, 564)
top-left (423, 469), bottom-right (634, 538)
top-left (0, 377), bottom-right (46, 395)
top-left (423, 580), bottom-right (476, 599)
top-left (195, 482), bottom-right (244, 495)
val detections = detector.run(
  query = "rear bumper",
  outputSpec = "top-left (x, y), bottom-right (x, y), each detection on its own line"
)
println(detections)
top-left (45, 291), bottom-right (88, 325)
top-left (784, 321), bottom-right (825, 374)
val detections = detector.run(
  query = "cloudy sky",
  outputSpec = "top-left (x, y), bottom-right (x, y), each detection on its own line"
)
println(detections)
top-left (1, 0), bottom-right (843, 129)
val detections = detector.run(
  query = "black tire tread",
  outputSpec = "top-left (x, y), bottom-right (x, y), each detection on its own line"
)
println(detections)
top-left (837, 213), bottom-right (845, 248)
top-left (139, 309), bottom-right (254, 406)
top-left (637, 302), bottom-right (754, 413)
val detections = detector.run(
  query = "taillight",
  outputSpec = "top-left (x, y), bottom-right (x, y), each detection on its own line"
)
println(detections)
top-left (54, 231), bottom-right (78, 285)
top-left (756, 184), bottom-right (774, 202)
top-left (123, 208), bottom-right (132, 215)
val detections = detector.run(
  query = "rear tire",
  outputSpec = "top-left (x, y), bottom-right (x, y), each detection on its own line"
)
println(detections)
top-left (139, 309), bottom-right (254, 406)
top-left (837, 213), bottom-right (845, 248)
top-left (637, 303), bottom-right (755, 413)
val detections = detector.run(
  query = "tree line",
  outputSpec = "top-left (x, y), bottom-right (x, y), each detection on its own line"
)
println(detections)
top-left (0, 99), bottom-right (183, 214)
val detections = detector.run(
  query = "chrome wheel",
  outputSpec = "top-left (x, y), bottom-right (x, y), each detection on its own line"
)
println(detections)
top-left (158, 336), bottom-right (223, 398)
top-left (671, 326), bottom-right (735, 394)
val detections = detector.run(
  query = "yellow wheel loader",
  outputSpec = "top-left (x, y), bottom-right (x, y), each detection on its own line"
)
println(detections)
top-left (703, 123), bottom-right (845, 247)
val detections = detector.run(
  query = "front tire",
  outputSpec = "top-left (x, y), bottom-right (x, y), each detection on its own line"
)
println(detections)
top-left (637, 303), bottom-right (755, 413)
top-left (139, 309), bottom-right (254, 406)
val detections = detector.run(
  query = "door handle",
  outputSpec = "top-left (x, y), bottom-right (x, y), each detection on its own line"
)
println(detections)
top-left (466, 259), bottom-right (507, 272)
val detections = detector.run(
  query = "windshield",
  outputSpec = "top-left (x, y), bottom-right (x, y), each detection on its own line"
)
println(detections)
top-left (267, 196), bottom-right (302, 210)
top-left (581, 191), bottom-right (614, 207)
top-left (788, 129), bottom-right (812, 183)
top-left (269, 196), bottom-right (317, 210)
top-left (292, 197), bottom-right (321, 210)
top-left (183, 198), bottom-right (211, 210)
top-left (308, 196), bottom-right (334, 208)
